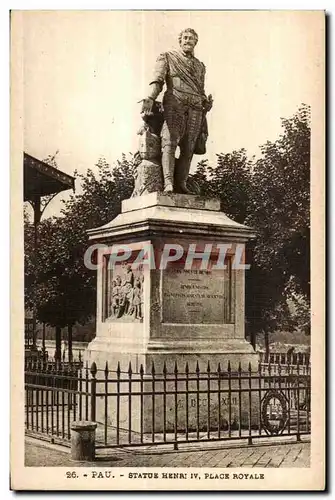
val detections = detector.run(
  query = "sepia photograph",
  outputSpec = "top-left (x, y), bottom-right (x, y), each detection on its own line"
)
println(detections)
top-left (10, 9), bottom-right (325, 491)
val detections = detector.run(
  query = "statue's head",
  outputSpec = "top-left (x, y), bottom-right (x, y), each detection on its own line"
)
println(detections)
top-left (178, 28), bottom-right (198, 53)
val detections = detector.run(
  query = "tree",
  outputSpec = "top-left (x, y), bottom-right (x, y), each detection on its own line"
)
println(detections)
top-left (24, 154), bottom-right (135, 359)
top-left (246, 103), bottom-right (310, 349)
top-left (191, 149), bottom-right (254, 224)
top-left (193, 104), bottom-right (311, 355)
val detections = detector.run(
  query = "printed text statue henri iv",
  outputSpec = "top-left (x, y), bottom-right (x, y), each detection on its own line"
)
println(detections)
top-left (140, 28), bottom-right (213, 194)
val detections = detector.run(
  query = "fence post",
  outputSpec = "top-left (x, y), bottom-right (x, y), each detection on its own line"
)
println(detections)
top-left (71, 421), bottom-right (97, 462)
top-left (247, 362), bottom-right (252, 445)
top-left (173, 362), bottom-right (178, 451)
top-left (90, 362), bottom-right (97, 423)
top-left (296, 360), bottom-right (301, 442)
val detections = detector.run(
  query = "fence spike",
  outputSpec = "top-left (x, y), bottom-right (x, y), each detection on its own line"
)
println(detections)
top-left (207, 360), bottom-right (211, 373)
top-left (162, 361), bottom-right (167, 375)
top-left (151, 361), bottom-right (155, 375)
top-left (196, 361), bottom-right (200, 374)
top-left (140, 363), bottom-right (144, 376)
top-left (248, 362), bottom-right (252, 373)
top-left (238, 361), bottom-right (242, 374)
top-left (90, 361), bottom-right (97, 377)
top-left (79, 350), bottom-right (82, 363)
top-left (174, 361), bottom-right (178, 375)
top-left (117, 361), bottom-right (121, 377)
top-left (185, 362), bottom-right (189, 375)
top-left (128, 361), bottom-right (133, 376)
top-left (217, 362), bottom-right (221, 375)
top-left (227, 360), bottom-right (231, 373)
top-left (104, 361), bottom-right (109, 377)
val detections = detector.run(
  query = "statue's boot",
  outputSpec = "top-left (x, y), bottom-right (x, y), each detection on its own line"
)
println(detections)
top-left (162, 149), bottom-right (175, 193)
top-left (175, 153), bottom-right (192, 194)
top-left (178, 181), bottom-right (192, 195)
top-left (164, 184), bottom-right (174, 193)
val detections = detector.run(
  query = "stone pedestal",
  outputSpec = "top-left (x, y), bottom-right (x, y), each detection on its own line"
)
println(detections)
top-left (85, 193), bottom-right (258, 431)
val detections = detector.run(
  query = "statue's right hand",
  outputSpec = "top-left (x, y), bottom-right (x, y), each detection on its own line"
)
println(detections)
top-left (140, 98), bottom-right (154, 116)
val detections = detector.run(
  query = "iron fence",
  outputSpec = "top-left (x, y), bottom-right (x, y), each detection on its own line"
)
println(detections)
top-left (259, 351), bottom-right (310, 366)
top-left (25, 356), bottom-right (87, 445)
top-left (25, 358), bottom-right (310, 450)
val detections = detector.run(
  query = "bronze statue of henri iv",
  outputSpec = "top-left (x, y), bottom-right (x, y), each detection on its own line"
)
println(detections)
top-left (139, 28), bottom-right (213, 195)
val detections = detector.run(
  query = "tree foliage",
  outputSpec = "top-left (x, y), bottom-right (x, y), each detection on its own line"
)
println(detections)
top-left (192, 104), bottom-right (311, 338)
top-left (24, 155), bottom-right (135, 329)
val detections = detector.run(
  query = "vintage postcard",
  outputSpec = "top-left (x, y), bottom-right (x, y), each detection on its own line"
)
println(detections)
top-left (10, 10), bottom-right (325, 491)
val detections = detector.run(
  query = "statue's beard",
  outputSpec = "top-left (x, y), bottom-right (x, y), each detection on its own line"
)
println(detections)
top-left (180, 45), bottom-right (194, 54)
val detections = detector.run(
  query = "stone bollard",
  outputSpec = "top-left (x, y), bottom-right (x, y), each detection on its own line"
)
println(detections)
top-left (70, 421), bottom-right (97, 462)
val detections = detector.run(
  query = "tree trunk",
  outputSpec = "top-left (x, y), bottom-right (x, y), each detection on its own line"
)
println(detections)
top-left (55, 326), bottom-right (62, 361)
top-left (32, 313), bottom-right (37, 349)
top-left (264, 330), bottom-right (270, 363)
top-left (68, 324), bottom-right (73, 363)
top-left (42, 322), bottom-right (46, 357)
top-left (251, 330), bottom-right (256, 350)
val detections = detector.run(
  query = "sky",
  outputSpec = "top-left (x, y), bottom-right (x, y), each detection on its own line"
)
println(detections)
top-left (19, 10), bottom-right (323, 216)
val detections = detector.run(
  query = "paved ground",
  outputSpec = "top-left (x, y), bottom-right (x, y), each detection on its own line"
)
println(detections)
top-left (25, 437), bottom-right (310, 468)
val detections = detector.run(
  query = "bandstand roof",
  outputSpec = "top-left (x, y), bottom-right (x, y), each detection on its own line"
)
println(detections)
top-left (24, 152), bottom-right (75, 201)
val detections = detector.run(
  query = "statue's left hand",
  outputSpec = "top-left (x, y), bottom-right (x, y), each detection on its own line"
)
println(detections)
top-left (140, 98), bottom-right (154, 116)
top-left (204, 94), bottom-right (213, 112)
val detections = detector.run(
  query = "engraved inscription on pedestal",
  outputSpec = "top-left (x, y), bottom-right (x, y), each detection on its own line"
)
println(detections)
top-left (162, 261), bottom-right (234, 324)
